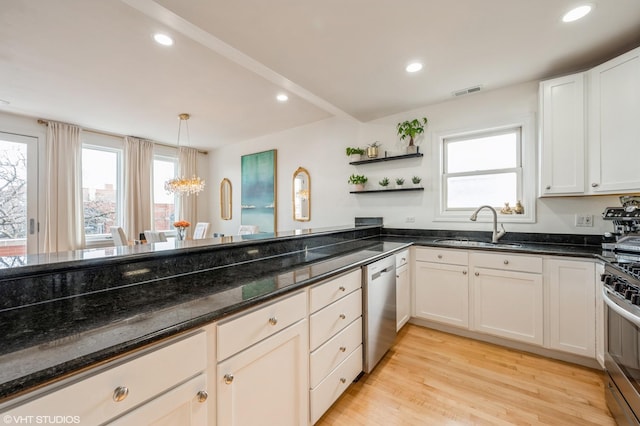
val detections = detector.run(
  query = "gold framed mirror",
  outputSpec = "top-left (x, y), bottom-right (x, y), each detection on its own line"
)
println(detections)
top-left (293, 167), bottom-right (310, 222)
top-left (220, 178), bottom-right (232, 220)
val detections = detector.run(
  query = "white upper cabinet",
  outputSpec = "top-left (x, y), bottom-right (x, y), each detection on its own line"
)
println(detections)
top-left (539, 46), bottom-right (640, 196)
top-left (539, 73), bottom-right (586, 196)
top-left (588, 47), bottom-right (640, 193)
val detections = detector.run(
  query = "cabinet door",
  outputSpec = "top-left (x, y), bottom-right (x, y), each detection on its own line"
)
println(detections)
top-left (546, 259), bottom-right (596, 357)
top-left (396, 264), bottom-right (410, 331)
top-left (595, 262), bottom-right (605, 368)
top-left (217, 320), bottom-right (308, 426)
top-left (472, 267), bottom-right (543, 345)
top-left (588, 46), bottom-right (640, 193)
top-left (539, 73), bottom-right (586, 196)
top-left (110, 374), bottom-right (208, 426)
top-left (415, 261), bottom-right (469, 328)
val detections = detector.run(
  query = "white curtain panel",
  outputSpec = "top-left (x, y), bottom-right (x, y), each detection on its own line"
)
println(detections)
top-left (124, 137), bottom-right (154, 241)
top-left (43, 121), bottom-right (85, 253)
top-left (178, 147), bottom-right (199, 228)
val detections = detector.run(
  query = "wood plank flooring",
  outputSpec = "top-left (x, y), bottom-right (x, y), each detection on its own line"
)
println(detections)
top-left (317, 324), bottom-right (614, 425)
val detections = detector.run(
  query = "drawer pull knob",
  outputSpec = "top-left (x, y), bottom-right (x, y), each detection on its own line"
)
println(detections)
top-left (401, 257), bottom-right (406, 262)
top-left (475, 272), bottom-right (479, 276)
top-left (437, 254), bottom-right (443, 259)
top-left (339, 314), bottom-right (346, 320)
top-left (339, 346), bottom-right (347, 352)
top-left (462, 270), bottom-right (467, 275)
top-left (268, 317), bottom-right (278, 326)
top-left (112, 386), bottom-right (129, 402)
top-left (339, 286), bottom-right (346, 292)
top-left (224, 374), bottom-right (234, 385)
top-left (592, 183), bottom-right (599, 187)
top-left (503, 260), bottom-right (509, 265)
top-left (545, 185), bottom-right (551, 190)
top-left (197, 390), bottom-right (208, 403)
top-left (340, 378), bottom-right (347, 384)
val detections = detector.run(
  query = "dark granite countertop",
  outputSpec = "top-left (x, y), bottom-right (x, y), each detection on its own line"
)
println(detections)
top-left (0, 225), bottom-right (611, 404)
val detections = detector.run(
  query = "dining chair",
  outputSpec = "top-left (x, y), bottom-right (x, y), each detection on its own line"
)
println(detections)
top-left (238, 225), bottom-right (259, 235)
top-left (144, 230), bottom-right (167, 243)
top-left (111, 227), bottom-right (128, 246)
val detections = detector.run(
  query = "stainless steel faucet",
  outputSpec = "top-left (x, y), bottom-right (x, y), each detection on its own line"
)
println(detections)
top-left (469, 205), bottom-right (506, 243)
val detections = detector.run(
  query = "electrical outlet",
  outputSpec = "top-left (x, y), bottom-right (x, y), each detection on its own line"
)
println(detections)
top-left (575, 214), bottom-right (593, 227)
top-left (405, 217), bottom-right (415, 223)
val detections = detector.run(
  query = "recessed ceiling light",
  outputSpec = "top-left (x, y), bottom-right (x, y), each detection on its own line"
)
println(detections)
top-left (406, 62), bottom-right (423, 73)
top-left (276, 94), bottom-right (289, 102)
top-left (153, 33), bottom-right (174, 46)
top-left (562, 5), bottom-right (592, 22)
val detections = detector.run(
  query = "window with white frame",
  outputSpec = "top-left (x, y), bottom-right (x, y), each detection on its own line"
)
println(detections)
top-left (437, 118), bottom-right (535, 223)
top-left (82, 146), bottom-right (122, 238)
top-left (153, 156), bottom-right (177, 232)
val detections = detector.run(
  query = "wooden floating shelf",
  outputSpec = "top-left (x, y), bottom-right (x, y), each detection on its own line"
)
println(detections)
top-left (349, 152), bottom-right (423, 165)
top-left (350, 187), bottom-right (425, 194)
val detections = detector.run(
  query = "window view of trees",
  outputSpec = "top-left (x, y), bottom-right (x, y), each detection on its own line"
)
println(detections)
top-left (82, 147), bottom-right (119, 237)
top-left (0, 142), bottom-right (27, 260)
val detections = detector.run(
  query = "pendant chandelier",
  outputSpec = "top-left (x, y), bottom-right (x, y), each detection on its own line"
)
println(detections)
top-left (164, 113), bottom-right (205, 196)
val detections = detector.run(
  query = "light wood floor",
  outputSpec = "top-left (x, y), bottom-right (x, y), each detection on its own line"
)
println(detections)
top-left (317, 324), bottom-right (615, 425)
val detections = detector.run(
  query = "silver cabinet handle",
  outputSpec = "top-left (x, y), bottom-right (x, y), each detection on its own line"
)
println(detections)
top-left (504, 260), bottom-right (509, 265)
top-left (340, 378), bottom-right (346, 384)
top-left (545, 185), bottom-right (551, 190)
top-left (268, 317), bottom-right (278, 326)
top-left (437, 254), bottom-right (443, 259)
top-left (339, 313), bottom-right (346, 319)
top-left (462, 270), bottom-right (467, 275)
top-left (592, 183), bottom-right (599, 187)
top-left (339, 346), bottom-right (347, 352)
top-left (197, 390), bottom-right (208, 403)
top-left (396, 274), bottom-right (400, 278)
top-left (339, 286), bottom-right (346, 292)
top-left (475, 272), bottom-right (479, 276)
top-left (113, 386), bottom-right (129, 402)
top-left (401, 257), bottom-right (406, 262)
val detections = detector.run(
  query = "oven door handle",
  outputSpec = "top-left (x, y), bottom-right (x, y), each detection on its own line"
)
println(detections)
top-left (603, 287), bottom-right (640, 328)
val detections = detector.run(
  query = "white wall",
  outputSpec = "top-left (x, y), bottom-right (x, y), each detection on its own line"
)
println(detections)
top-left (207, 81), bottom-right (621, 237)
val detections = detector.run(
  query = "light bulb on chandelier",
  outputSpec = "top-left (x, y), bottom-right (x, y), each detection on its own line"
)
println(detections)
top-left (164, 113), bottom-right (205, 196)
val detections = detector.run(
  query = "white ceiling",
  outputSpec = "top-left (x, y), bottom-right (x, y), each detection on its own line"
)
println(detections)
top-left (1, 0), bottom-right (639, 151)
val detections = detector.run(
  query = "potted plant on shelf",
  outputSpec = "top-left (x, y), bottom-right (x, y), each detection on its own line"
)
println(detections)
top-left (395, 178), bottom-right (405, 188)
top-left (348, 174), bottom-right (368, 191)
top-left (367, 142), bottom-right (381, 159)
top-left (379, 177), bottom-right (390, 189)
top-left (412, 176), bottom-right (422, 187)
top-left (397, 117), bottom-right (428, 154)
top-left (346, 147), bottom-right (365, 161)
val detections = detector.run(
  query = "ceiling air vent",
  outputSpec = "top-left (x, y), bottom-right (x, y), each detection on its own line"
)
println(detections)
top-left (452, 85), bottom-right (483, 97)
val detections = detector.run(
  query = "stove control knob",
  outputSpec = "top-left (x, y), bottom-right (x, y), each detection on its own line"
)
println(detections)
top-left (632, 294), bottom-right (640, 305)
top-left (601, 274), bottom-right (613, 285)
top-left (625, 289), bottom-right (637, 300)
top-left (615, 281), bottom-right (625, 292)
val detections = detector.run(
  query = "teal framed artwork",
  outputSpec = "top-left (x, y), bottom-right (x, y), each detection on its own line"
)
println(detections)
top-left (241, 149), bottom-right (276, 233)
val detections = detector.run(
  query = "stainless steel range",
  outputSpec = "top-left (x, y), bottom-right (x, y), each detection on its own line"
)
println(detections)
top-left (602, 203), bottom-right (640, 425)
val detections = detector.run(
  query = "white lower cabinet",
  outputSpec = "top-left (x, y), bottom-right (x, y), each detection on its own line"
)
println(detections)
top-left (545, 258), bottom-right (596, 358)
top-left (216, 291), bottom-right (308, 426)
top-left (396, 250), bottom-right (410, 331)
top-left (1, 332), bottom-right (209, 425)
top-left (595, 262), bottom-right (605, 367)
top-left (470, 252), bottom-right (543, 345)
top-left (414, 248), bottom-right (469, 328)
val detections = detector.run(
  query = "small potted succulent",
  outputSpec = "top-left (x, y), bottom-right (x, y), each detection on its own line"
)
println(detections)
top-left (395, 178), bottom-right (405, 188)
top-left (367, 142), bottom-right (381, 159)
top-left (412, 176), bottom-right (422, 186)
top-left (348, 174), bottom-right (368, 191)
top-left (379, 177), bottom-right (390, 189)
top-left (397, 117), bottom-right (428, 154)
top-left (346, 147), bottom-right (365, 161)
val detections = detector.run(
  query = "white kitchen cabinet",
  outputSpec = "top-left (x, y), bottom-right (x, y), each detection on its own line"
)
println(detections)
top-left (538, 72), bottom-right (586, 196)
top-left (470, 252), bottom-right (543, 345)
top-left (1, 332), bottom-right (208, 425)
top-left (545, 258), bottom-right (596, 358)
top-left (396, 249), bottom-right (410, 331)
top-left (588, 46), bottom-right (640, 194)
top-left (414, 248), bottom-right (469, 328)
top-left (216, 291), bottom-right (309, 426)
top-left (595, 262), bottom-right (605, 368)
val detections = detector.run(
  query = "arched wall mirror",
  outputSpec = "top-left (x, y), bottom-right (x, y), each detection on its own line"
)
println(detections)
top-left (220, 178), bottom-right (232, 220)
top-left (293, 167), bottom-right (310, 222)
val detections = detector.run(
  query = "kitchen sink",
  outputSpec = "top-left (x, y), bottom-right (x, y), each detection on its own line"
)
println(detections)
top-left (433, 239), bottom-right (522, 249)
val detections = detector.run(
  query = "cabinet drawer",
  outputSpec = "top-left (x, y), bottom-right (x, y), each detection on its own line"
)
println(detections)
top-left (310, 289), bottom-right (362, 350)
top-left (395, 250), bottom-right (409, 268)
top-left (4, 332), bottom-right (207, 425)
top-left (310, 344), bottom-right (363, 425)
top-left (471, 252), bottom-right (542, 273)
top-left (415, 247), bottom-right (468, 265)
top-left (310, 269), bottom-right (361, 313)
top-left (310, 317), bottom-right (362, 388)
top-left (217, 291), bottom-right (307, 361)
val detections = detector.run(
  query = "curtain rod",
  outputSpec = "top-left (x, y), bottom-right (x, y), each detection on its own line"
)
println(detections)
top-left (37, 119), bottom-right (208, 155)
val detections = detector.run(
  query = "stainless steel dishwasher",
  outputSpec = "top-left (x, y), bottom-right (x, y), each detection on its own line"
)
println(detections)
top-left (363, 255), bottom-right (397, 373)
